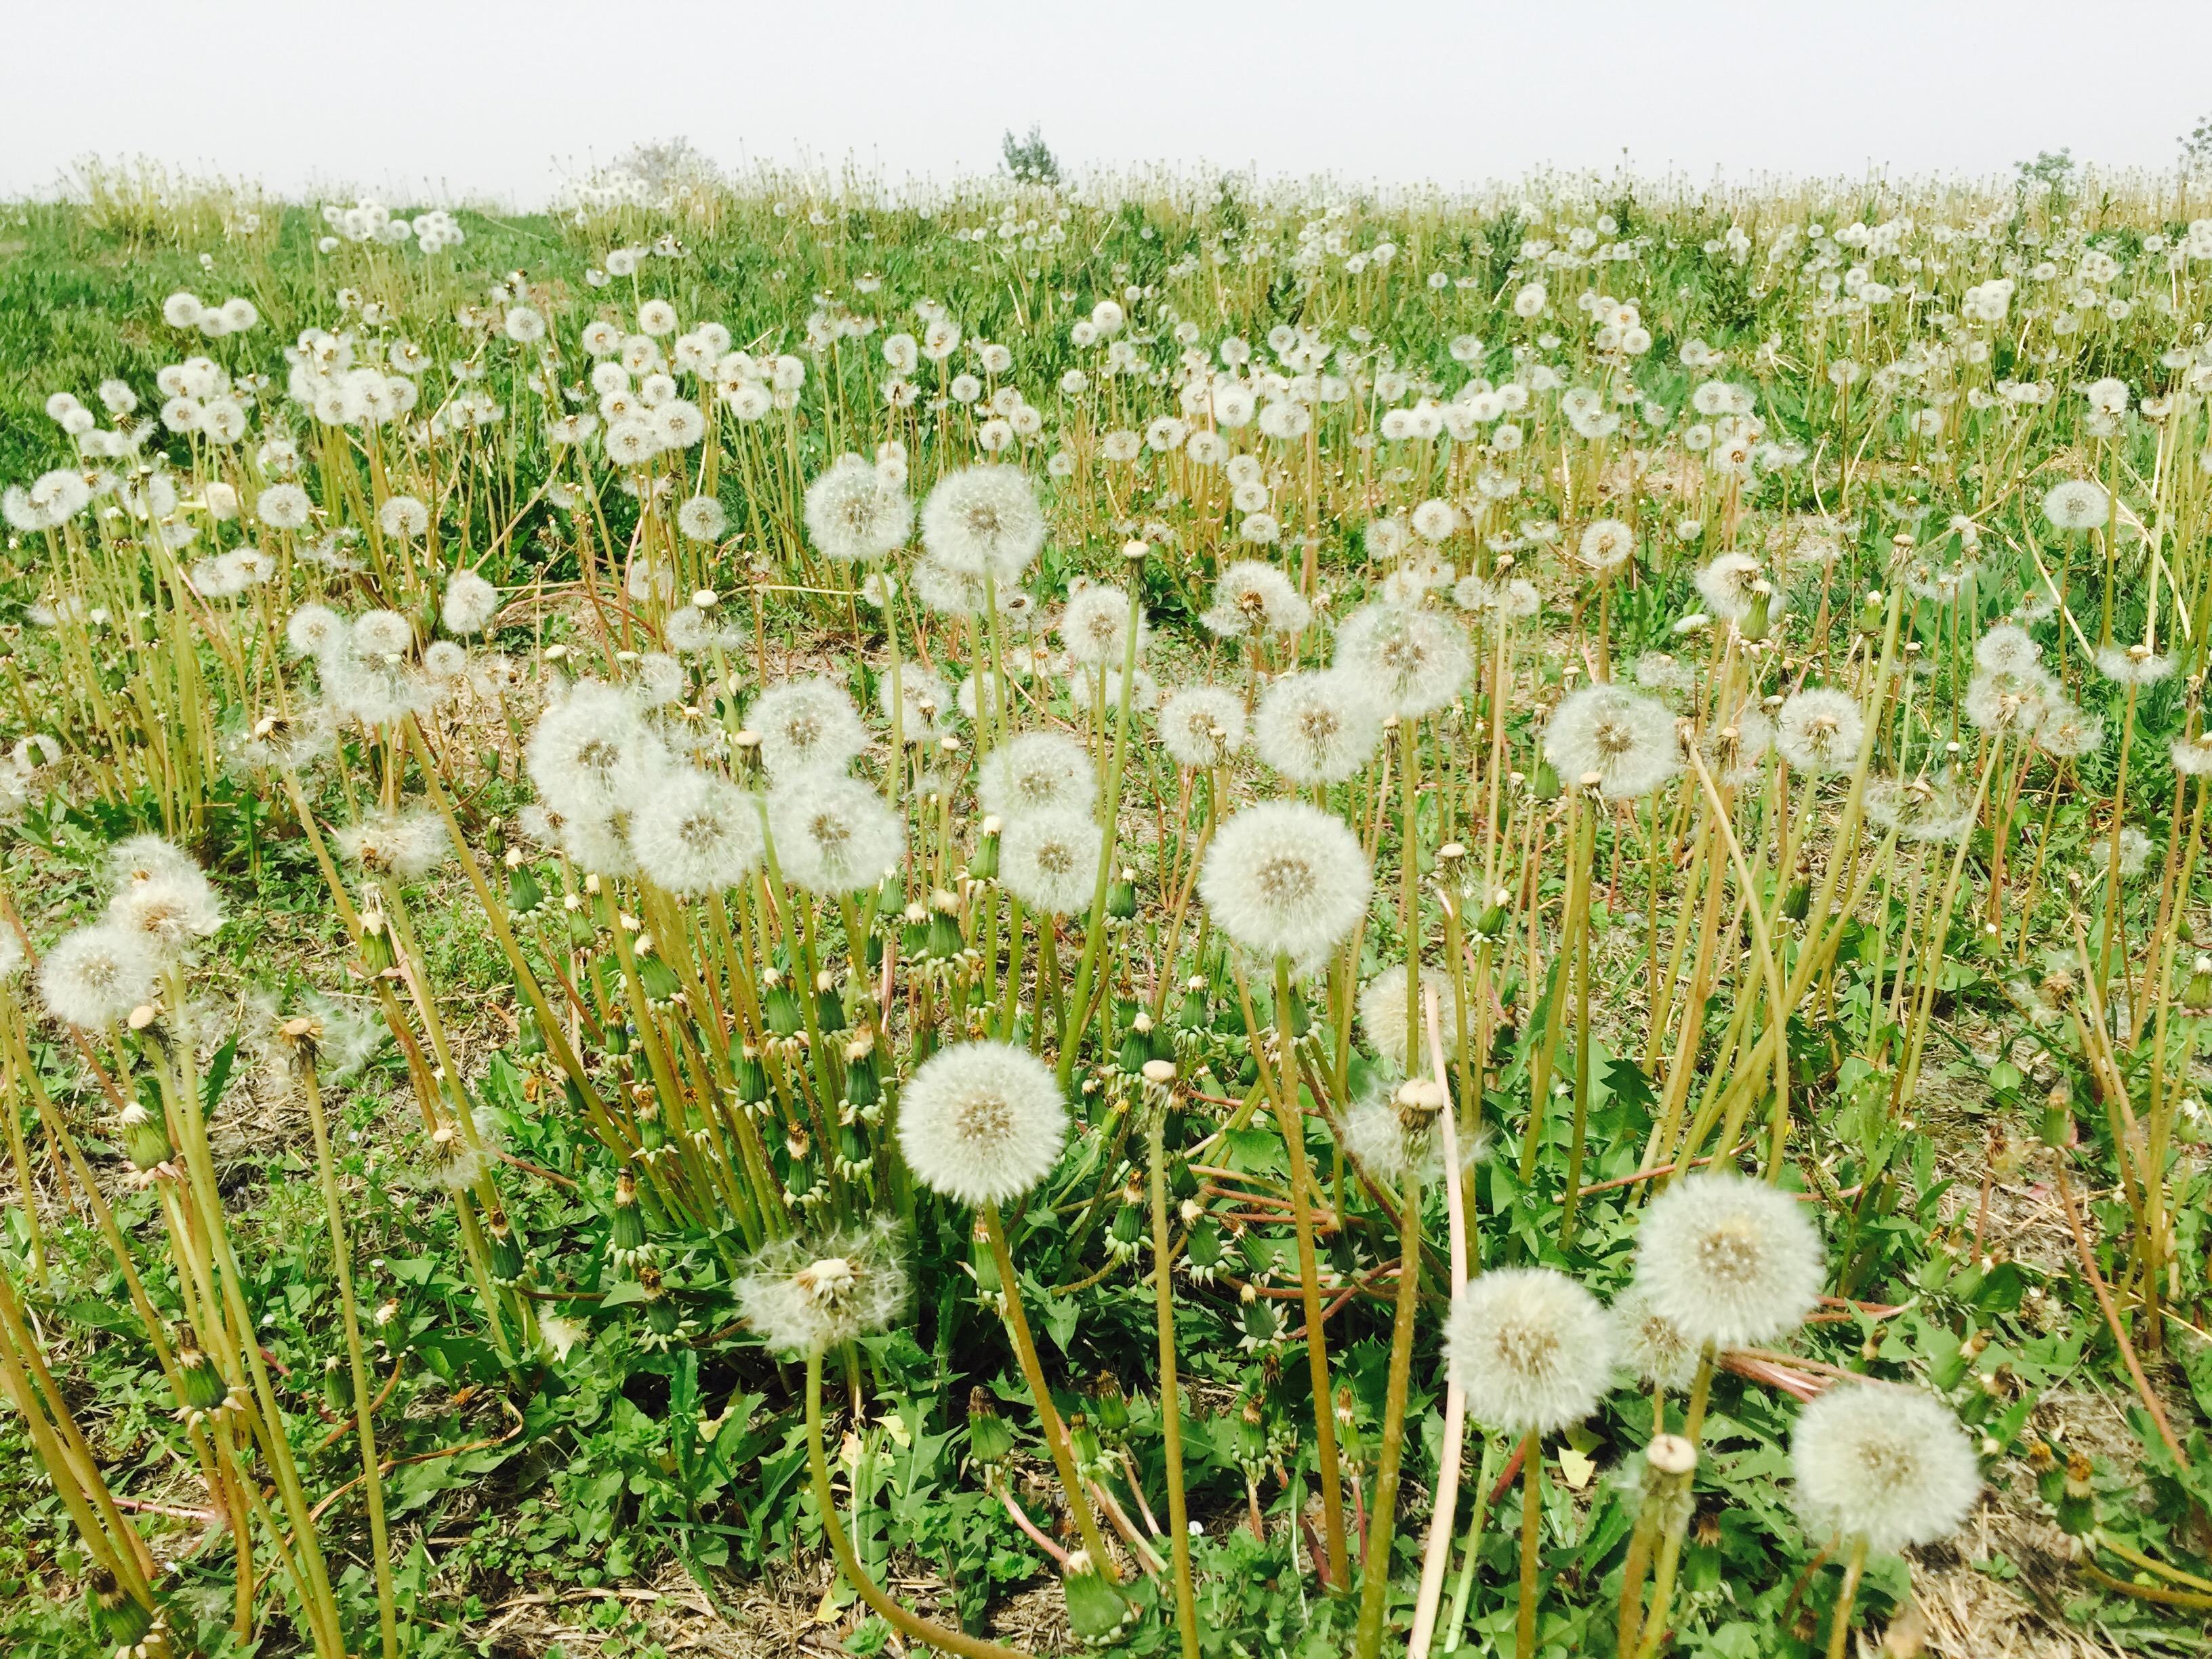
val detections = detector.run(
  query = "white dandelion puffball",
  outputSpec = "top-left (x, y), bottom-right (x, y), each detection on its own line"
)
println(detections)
top-left (1610, 1279), bottom-right (1702, 1392)
top-left (1774, 688), bottom-right (1865, 775)
top-left (527, 682), bottom-right (667, 818)
top-left (747, 678), bottom-right (868, 779)
top-left (1544, 683), bottom-right (1681, 799)
top-left (766, 774), bottom-right (904, 895)
top-left (804, 453), bottom-right (912, 564)
top-left (1200, 800), bottom-right (1372, 967)
top-left (1636, 1172), bottom-right (1826, 1351)
top-left (977, 731), bottom-right (1097, 822)
top-left (2040, 478), bottom-right (2109, 533)
top-left (1333, 603), bottom-right (1472, 719)
top-left (39, 924), bottom-right (158, 1029)
top-left (1791, 1385), bottom-right (1979, 1553)
top-left (1253, 669), bottom-right (1384, 786)
top-left (442, 569), bottom-right (500, 636)
top-left (1158, 686), bottom-right (1247, 769)
top-left (1357, 963), bottom-right (1441, 1071)
top-left (735, 1223), bottom-right (909, 1355)
top-left (898, 1040), bottom-right (1069, 1208)
top-left (631, 769), bottom-right (764, 896)
top-left (1444, 1267), bottom-right (1616, 1437)
top-left (920, 464), bottom-right (1045, 584)
top-left (998, 808), bottom-right (1103, 917)
top-left (1201, 560), bottom-right (1311, 638)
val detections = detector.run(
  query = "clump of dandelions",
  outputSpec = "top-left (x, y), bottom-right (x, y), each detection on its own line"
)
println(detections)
top-left (1790, 1385), bottom-right (1979, 1553)
top-left (1544, 684), bottom-right (1681, 800)
top-left (1199, 801), bottom-right (1371, 969)
top-left (1252, 669), bottom-right (1383, 785)
top-left (998, 808), bottom-right (1103, 916)
top-left (1158, 686), bottom-right (1247, 769)
top-left (897, 1040), bottom-right (1069, 1208)
top-left (977, 731), bottom-right (1097, 821)
top-left (102, 838), bottom-right (224, 962)
top-left (735, 1220), bottom-right (909, 1354)
top-left (1773, 688), bottom-right (1865, 775)
top-left (1444, 1267), bottom-right (1616, 1437)
top-left (1332, 602), bottom-right (1471, 718)
top-left (1635, 1172), bottom-right (1826, 1351)
top-left (920, 464), bottom-right (1045, 583)
top-left (804, 453), bottom-right (912, 565)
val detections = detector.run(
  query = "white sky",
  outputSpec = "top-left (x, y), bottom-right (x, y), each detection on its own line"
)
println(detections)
top-left (5, 0), bottom-right (2210, 205)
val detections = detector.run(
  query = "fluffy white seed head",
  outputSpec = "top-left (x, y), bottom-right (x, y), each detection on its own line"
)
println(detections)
top-left (1544, 684), bottom-right (1681, 799)
top-left (998, 808), bottom-right (1103, 916)
top-left (39, 924), bottom-right (158, 1028)
top-left (335, 808), bottom-right (450, 882)
top-left (1199, 800), bottom-right (1371, 968)
top-left (920, 464), bottom-right (1044, 583)
top-left (766, 774), bottom-right (903, 894)
top-left (1059, 582), bottom-right (1147, 668)
top-left (804, 453), bottom-right (912, 564)
top-left (442, 569), bottom-right (500, 636)
top-left (1200, 560), bottom-right (1311, 638)
top-left (746, 678), bottom-right (867, 779)
top-left (1636, 1172), bottom-right (1825, 1350)
top-left (898, 1040), bottom-right (1069, 1207)
top-left (1158, 686), bottom-right (1247, 769)
top-left (977, 731), bottom-right (1097, 822)
top-left (630, 769), bottom-right (764, 895)
top-left (1333, 603), bottom-right (1471, 718)
top-left (1609, 1279), bottom-right (1702, 1392)
top-left (1774, 689), bottom-right (1865, 775)
top-left (527, 682), bottom-right (668, 819)
top-left (735, 1221), bottom-right (909, 1354)
top-left (1791, 1384), bottom-right (1980, 1553)
top-left (1444, 1267), bottom-right (1616, 1436)
top-left (1357, 963), bottom-right (1439, 1071)
top-left (1253, 669), bottom-right (1383, 785)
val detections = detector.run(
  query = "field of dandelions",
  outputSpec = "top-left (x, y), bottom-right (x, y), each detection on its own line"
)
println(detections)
top-left (1, 157), bottom-right (2210, 1659)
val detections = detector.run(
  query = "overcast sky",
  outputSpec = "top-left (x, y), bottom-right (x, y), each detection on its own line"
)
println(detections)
top-left (5, 0), bottom-right (2209, 205)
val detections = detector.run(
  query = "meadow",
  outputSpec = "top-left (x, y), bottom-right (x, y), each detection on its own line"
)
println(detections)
top-left (0, 152), bottom-right (2209, 1658)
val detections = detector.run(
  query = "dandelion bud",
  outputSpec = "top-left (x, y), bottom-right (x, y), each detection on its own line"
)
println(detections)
top-left (323, 1353), bottom-right (355, 1412)
top-left (968, 1389), bottom-right (1016, 1466)
top-left (86, 1569), bottom-right (157, 1655)
top-left (119, 1101), bottom-right (173, 1173)
top-left (2185, 954), bottom-right (2212, 1011)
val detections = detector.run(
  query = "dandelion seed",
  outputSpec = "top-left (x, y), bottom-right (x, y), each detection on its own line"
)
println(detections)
top-left (1158, 686), bottom-right (1247, 769)
top-left (746, 678), bottom-right (867, 779)
top-left (1253, 670), bottom-right (1384, 785)
top-left (920, 464), bottom-right (1044, 584)
top-left (39, 924), bottom-right (157, 1029)
top-left (1200, 560), bottom-right (1311, 639)
top-left (2040, 478), bottom-right (2109, 532)
top-left (335, 808), bottom-right (450, 882)
top-left (1333, 603), bottom-right (1471, 718)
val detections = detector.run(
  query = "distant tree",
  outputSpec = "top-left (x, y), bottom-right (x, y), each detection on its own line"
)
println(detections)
top-left (614, 138), bottom-right (722, 194)
top-left (2184, 114), bottom-right (2212, 171)
top-left (2015, 148), bottom-right (2077, 199)
top-left (1002, 125), bottom-right (1061, 184)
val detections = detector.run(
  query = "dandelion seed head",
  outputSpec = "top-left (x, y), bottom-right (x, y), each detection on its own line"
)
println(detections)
top-left (978, 731), bottom-right (1097, 822)
top-left (1333, 603), bottom-right (1471, 718)
top-left (1637, 1172), bottom-right (1825, 1351)
top-left (999, 808), bottom-right (1103, 916)
top-left (746, 678), bottom-right (867, 779)
top-left (39, 924), bottom-right (157, 1029)
top-left (898, 1040), bottom-right (1069, 1207)
top-left (1774, 689), bottom-right (1865, 775)
top-left (1158, 686), bottom-right (1247, 769)
top-left (1792, 1384), bottom-right (1979, 1553)
top-left (334, 808), bottom-right (449, 882)
top-left (766, 774), bottom-right (903, 894)
top-left (1200, 800), bottom-right (1371, 968)
top-left (1544, 684), bottom-right (1681, 799)
top-left (736, 1220), bottom-right (911, 1353)
top-left (920, 464), bottom-right (1044, 584)
top-left (1443, 1267), bottom-right (1615, 1436)
top-left (1253, 669), bottom-right (1384, 785)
